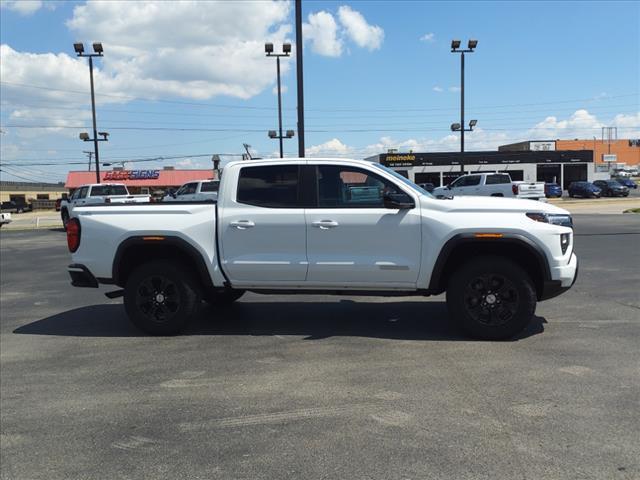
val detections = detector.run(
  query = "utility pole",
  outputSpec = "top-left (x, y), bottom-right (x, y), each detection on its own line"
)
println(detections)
top-left (295, 0), bottom-right (305, 157)
top-left (450, 39), bottom-right (478, 173)
top-left (83, 150), bottom-right (93, 171)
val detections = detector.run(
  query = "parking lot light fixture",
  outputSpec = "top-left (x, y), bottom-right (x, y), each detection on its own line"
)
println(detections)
top-left (450, 38), bottom-right (478, 173)
top-left (451, 123), bottom-right (461, 132)
top-left (79, 132), bottom-right (90, 141)
top-left (74, 42), bottom-right (106, 183)
top-left (265, 43), bottom-right (292, 158)
top-left (286, 130), bottom-right (295, 138)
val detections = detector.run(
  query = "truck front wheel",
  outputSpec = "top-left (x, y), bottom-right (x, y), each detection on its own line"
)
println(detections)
top-left (446, 256), bottom-right (536, 340)
top-left (124, 260), bottom-right (201, 335)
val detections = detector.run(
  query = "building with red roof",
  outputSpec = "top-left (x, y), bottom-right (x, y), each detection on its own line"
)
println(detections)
top-left (64, 168), bottom-right (216, 194)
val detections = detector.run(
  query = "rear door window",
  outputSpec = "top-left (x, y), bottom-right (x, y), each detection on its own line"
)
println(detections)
top-left (486, 174), bottom-right (511, 185)
top-left (90, 185), bottom-right (128, 196)
top-left (237, 165), bottom-right (300, 208)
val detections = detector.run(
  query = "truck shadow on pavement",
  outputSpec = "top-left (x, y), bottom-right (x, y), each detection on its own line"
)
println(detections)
top-left (13, 299), bottom-right (546, 341)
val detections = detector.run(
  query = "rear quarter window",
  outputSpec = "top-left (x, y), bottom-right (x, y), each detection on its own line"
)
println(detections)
top-left (486, 174), bottom-right (511, 185)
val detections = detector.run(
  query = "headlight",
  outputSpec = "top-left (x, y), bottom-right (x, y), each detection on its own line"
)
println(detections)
top-left (526, 212), bottom-right (573, 228)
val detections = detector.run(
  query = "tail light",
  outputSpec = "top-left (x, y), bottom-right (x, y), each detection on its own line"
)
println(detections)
top-left (512, 184), bottom-right (518, 195)
top-left (67, 218), bottom-right (81, 252)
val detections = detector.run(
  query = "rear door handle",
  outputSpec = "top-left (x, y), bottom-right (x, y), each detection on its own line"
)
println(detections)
top-left (230, 220), bottom-right (255, 229)
top-left (312, 220), bottom-right (339, 229)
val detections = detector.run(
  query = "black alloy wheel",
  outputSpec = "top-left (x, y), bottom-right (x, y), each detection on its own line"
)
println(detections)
top-left (135, 275), bottom-right (181, 324)
top-left (463, 273), bottom-right (519, 327)
top-left (124, 260), bottom-right (201, 335)
top-left (446, 256), bottom-right (537, 340)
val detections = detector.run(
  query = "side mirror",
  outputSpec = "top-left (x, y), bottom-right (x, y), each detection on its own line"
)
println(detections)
top-left (383, 192), bottom-right (415, 209)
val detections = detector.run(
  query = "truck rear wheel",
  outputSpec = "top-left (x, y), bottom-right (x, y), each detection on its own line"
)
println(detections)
top-left (446, 256), bottom-right (536, 340)
top-left (61, 209), bottom-right (69, 229)
top-left (124, 260), bottom-right (201, 335)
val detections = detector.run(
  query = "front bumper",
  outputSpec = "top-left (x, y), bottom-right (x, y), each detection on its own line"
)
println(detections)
top-left (540, 253), bottom-right (578, 301)
top-left (68, 264), bottom-right (99, 288)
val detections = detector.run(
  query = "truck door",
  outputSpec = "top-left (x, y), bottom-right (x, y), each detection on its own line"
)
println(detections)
top-left (305, 164), bottom-right (421, 287)
top-left (450, 175), bottom-right (481, 196)
top-left (219, 164), bottom-right (308, 283)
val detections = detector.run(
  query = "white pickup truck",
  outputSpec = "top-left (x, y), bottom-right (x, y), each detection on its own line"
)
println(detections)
top-left (66, 158), bottom-right (577, 340)
top-left (164, 180), bottom-right (219, 202)
top-left (61, 183), bottom-right (150, 227)
top-left (433, 173), bottom-right (546, 200)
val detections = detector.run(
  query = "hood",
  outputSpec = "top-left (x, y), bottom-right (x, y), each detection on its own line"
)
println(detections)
top-left (423, 194), bottom-right (570, 215)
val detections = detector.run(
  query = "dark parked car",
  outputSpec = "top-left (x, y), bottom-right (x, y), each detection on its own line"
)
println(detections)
top-left (0, 200), bottom-right (31, 213)
top-left (568, 181), bottom-right (601, 198)
top-left (544, 183), bottom-right (563, 198)
top-left (613, 177), bottom-right (637, 189)
top-left (417, 182), bottom-right (435, 193)
top-left (593, 180), bottom-right (629, 197)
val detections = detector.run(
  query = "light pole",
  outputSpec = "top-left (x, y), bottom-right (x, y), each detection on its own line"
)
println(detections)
top-left (74, 42), bottom-right (105, 183)
top-left (265, 42), bottom-right (293, 158)
top-left (451, 39), bottom-right (477, 173)
top-left (450, 119), bottom-right (478, 174)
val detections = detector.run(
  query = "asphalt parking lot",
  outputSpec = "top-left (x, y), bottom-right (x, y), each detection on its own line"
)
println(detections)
top-left (1, 215), bottom-right (639, 480)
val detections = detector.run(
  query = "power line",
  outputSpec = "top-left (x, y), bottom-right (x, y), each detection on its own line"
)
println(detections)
top-left (2, 80), bottom-right (636, 113)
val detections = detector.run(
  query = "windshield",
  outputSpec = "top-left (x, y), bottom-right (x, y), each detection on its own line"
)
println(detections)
top-left (371, 163), bottom-right (434, 197)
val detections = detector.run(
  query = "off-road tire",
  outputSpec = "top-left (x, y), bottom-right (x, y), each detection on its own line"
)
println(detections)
top-left (446, 256), bottom-right (537, 340)
top-left (124, 260), bottom-right (201, 335)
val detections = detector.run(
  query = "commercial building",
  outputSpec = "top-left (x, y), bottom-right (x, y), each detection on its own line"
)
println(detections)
top-left (499, 139), bottom-right (640, 166)
top-left (365, 149), bottom-right (598, 189)
top-left (0, 181), bottom-right (67, 204)
top-left (64, 167), bottom-right (217, 194)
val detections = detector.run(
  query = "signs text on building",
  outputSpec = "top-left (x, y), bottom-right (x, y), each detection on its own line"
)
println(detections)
top-left (602, 154), bottom-right (617, 162)
top-left (103, 170), bottom-right (160, 181)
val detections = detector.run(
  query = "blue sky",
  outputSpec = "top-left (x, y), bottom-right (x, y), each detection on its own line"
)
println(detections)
top-left (0, 0), bottom-right (638, 183)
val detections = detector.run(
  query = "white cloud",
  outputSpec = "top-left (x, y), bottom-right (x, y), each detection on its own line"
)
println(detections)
top-left (1, 1), bottom-right (293, 134)
top-left (420, 32), bottom-right (435, 43)
top-left (303, 11), bottom-right (343, 57)
top-left (448, 86), bottom-right (461, 93)
top-left (528, 109), bottom-right (605, 139)
top-left (306, 138), bottom-right (352, 156)
top-left (337, 5), bottom-right (384, 51)
top-left (432, 86), bottom-right (444, 92)
top-left (272, 84), bottom-right (289, 95)
top-left (1, 0), bottom-right (43, 15)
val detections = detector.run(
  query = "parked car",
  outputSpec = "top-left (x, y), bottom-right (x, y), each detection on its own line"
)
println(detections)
top-left (61, 183), bottom-right (151, 227)
top-left (593, 180), bottom-right (629, 197)
top-left (0, 212), bottom-right (11, 227)
top-left (0, 200), bottom-right (31, 213)
top-left (65, 158), bottom-right (577, 340)
top-left (568, 181), bottom-right (601, 198)
top-left (164, 180), bottom-right (219, 202)
top-left (417, 182), bottom-right (435, 193)
top-left (544, 183), bottom-right (563, 198)
top-left (613, 177), bottom-right (637, 189)
top-left (432, 173), bottom-right (546, 200)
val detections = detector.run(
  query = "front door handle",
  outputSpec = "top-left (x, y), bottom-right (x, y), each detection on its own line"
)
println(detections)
top-left (312, 220), bottom-right (339, 229)
top-left (230, 220), bottom-right (255, 229)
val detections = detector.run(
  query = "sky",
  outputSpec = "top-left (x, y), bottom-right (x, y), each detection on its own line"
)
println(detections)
top-left (0, 0), bottom-right (638, 183)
